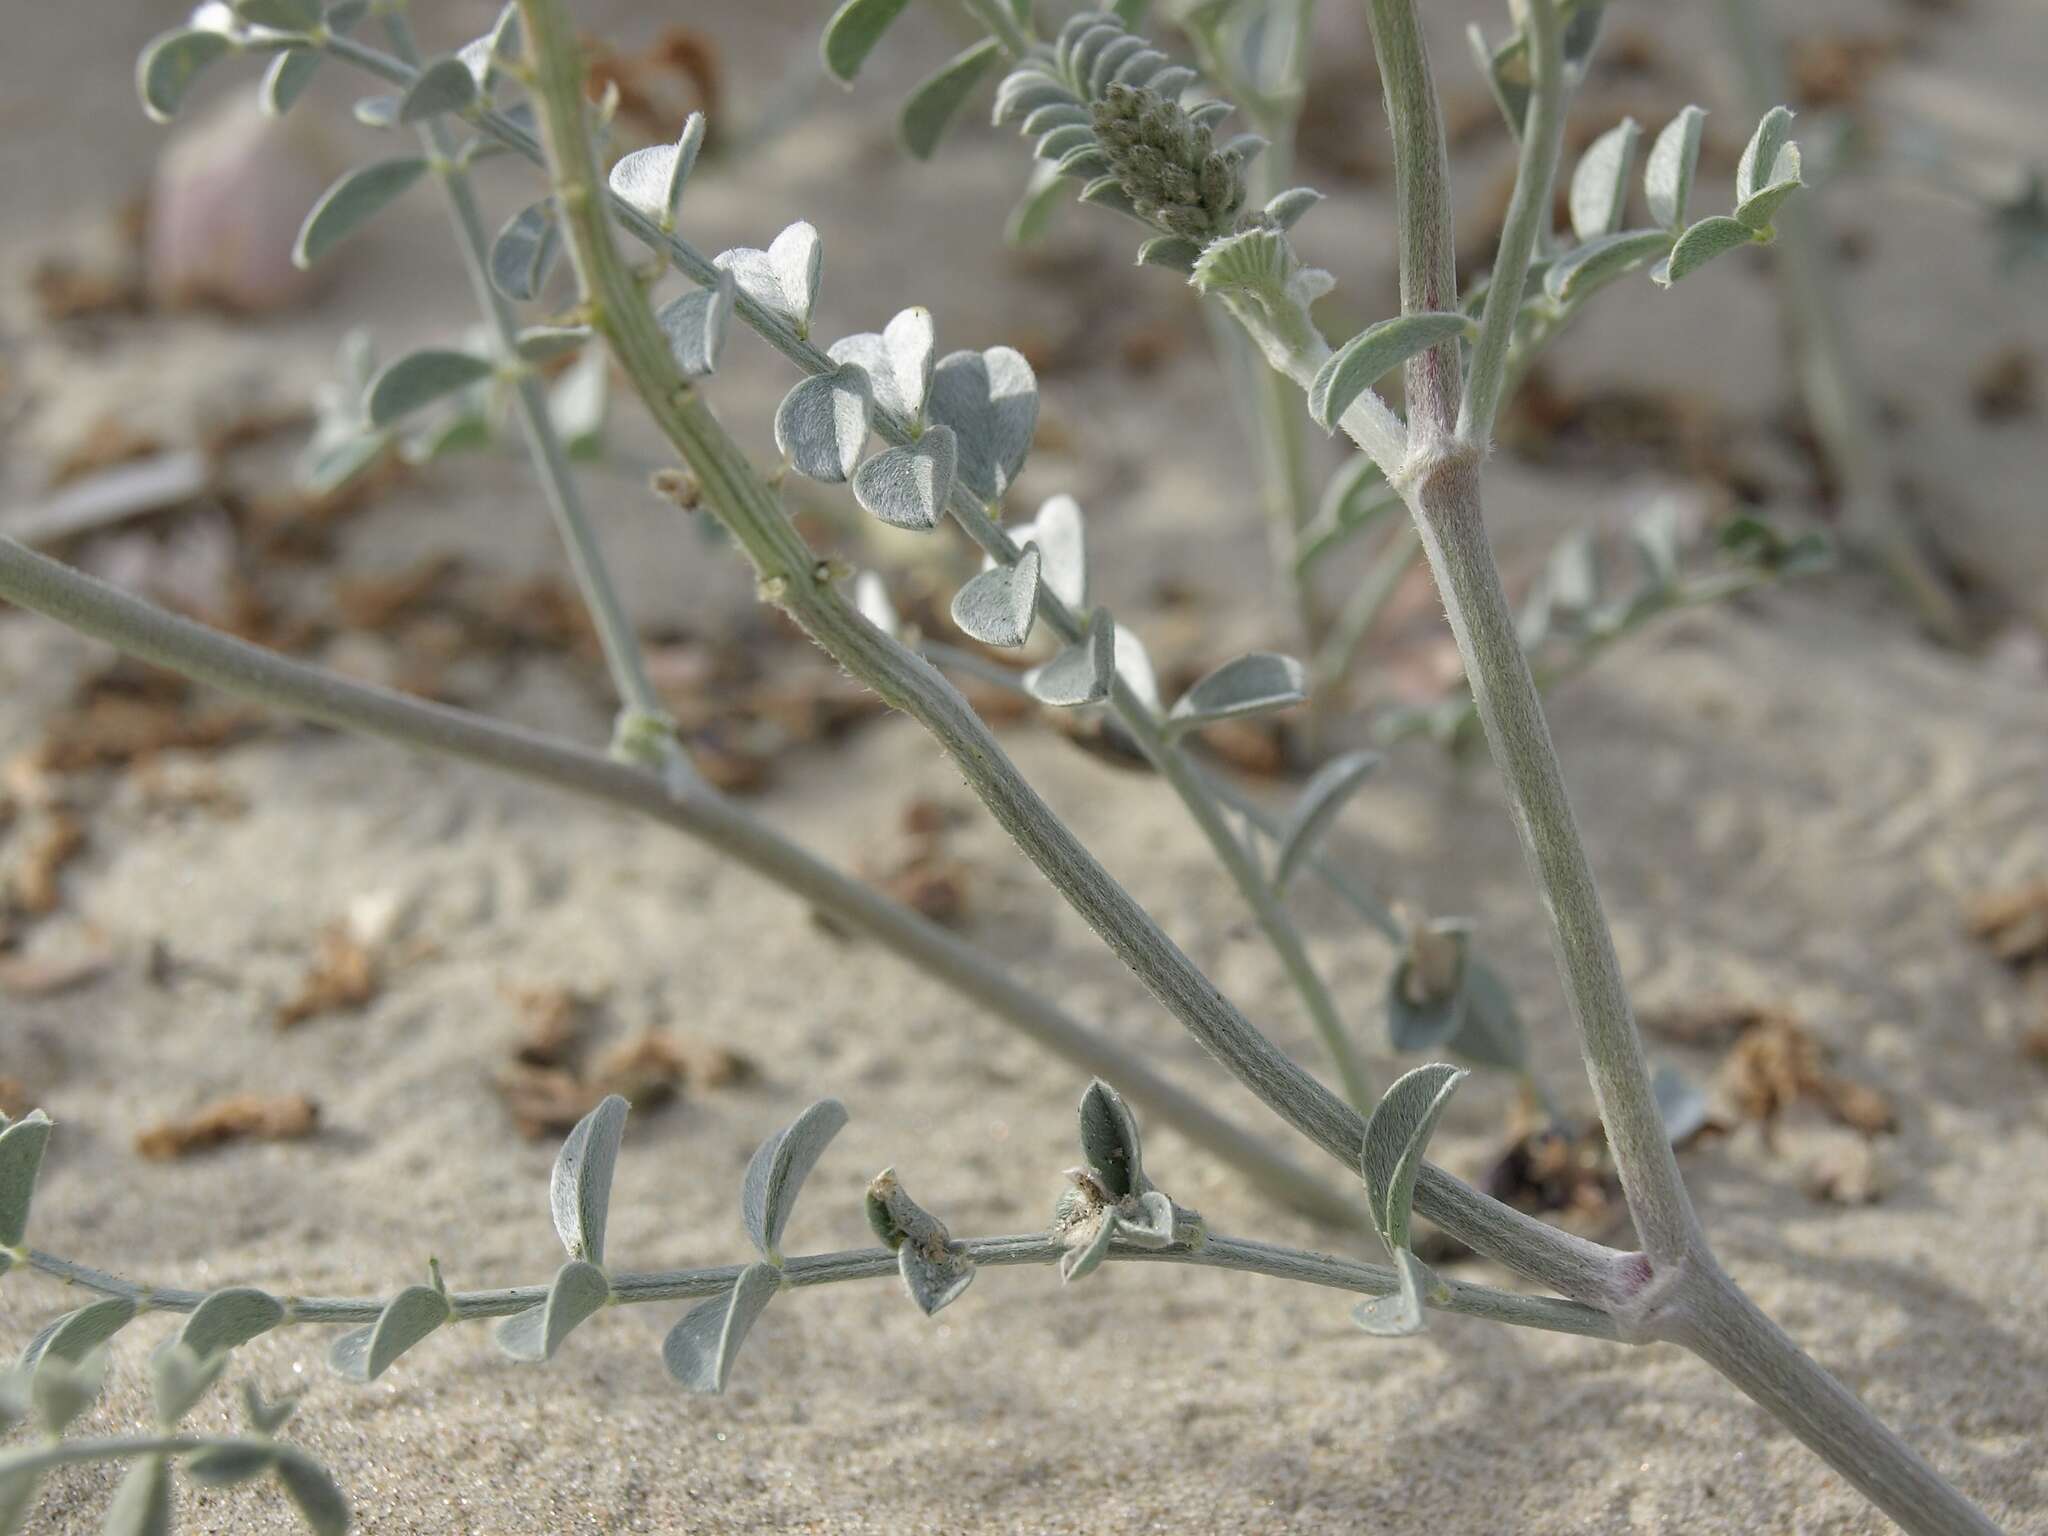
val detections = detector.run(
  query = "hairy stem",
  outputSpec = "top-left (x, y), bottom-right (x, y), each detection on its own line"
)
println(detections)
top-left (1358, 4), bottom-right (2002, 1528)
top-left (1711, 0), bottom-right (1969, 645)
top-left (1363, 0), bottom-right (1461, 443)
top-left (518, 0), bottom-right (1626, 1306)
top-left (1409, 452), bottom-right (1701, 1262)
top-left (16, 1231), bottom-right (1614, 1340)
top-left (384, 8), bottom-right (691, 785)
top-left (0, 535), bottom-right (1351, 1228)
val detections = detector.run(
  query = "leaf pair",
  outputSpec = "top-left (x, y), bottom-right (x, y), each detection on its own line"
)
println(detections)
top-left (1354, 1064), bottom-right (1465, 1336)
top-left (663, 1100), bottom-right (848, 1392)
top-left (1308, 313), bottom-right (1473, 433)
top-left (835, 309), bottom-right (952, 527)
top-left (491, 1093), bottom-right (631, 1364)
top-left (1655, 107), bottom-right (1805, 288)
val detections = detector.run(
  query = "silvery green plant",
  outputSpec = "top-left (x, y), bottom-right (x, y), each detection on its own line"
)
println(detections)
top-left (0, 3), bottom-right (2005, 1534)
top-left (834, 0), bottom-right (1844, 691)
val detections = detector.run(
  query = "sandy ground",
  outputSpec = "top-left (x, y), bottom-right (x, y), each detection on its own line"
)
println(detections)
top-left (3, 1), bottom-right (2047, 1532)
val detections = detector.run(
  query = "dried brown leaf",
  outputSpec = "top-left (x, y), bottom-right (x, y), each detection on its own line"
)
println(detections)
top-left (10, 811), bottom-right (86, 916)
top-left (493, 1063), bottom-right (601, 1140)
top-left (275, 922), bottom-right (379, 1029)
top-left (0, 942), bottom-right (114, 998)
top-left (136, 1092), bottom-right (318, 1160)
top-left (505, 982), bottom-right (591, 1068)
top-left (1966, 881), bottom-right (2048, 966)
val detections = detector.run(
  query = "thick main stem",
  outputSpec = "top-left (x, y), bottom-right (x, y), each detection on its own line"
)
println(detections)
top-left (0, 536), bottom-right (1350, 1228)
top-left (1361, 2), bottom-right (2001, 1528)
top-left (1410, 455), bottom-right (1700, 1262)
top-left (1363, 0), bottom-right (1460, 444)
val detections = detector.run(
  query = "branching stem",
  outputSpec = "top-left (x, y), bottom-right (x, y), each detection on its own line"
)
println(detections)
top-left (516, 0), bottom-right (1628, 1308)
top-left (315, 25), bottom-right (1372, 1112)
top-left (0, 535), bottom-right (1353, 1228)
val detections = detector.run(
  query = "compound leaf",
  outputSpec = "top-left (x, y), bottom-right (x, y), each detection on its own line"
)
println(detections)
top-left (137, 29), bottom-right (233, 124)
top-left (101, 1455), bottom-right (173, 1536)
top-left (551, 1094), bottom-right (628, 1265)
top-left (1655, 215), bottom-right (1756, 287)
top-left (19, 1297), bottom-right (136, 1372)
top-left (0, 1110), bottom-right (52, 1247)
top-left (656, 271), bottom-right (737, 377)
top-left (774, 365), bottom-right (872, 482)
top-left (1569, 117), bottom-right (1641, 242)
top-left (178, 1287), bottom-right (286, 1359)
top-left (367, 349), bottom-right (494, 428)
top-left (822, 0), bottom-right (912, 84)
top-left (1644, 104), bottom-right (1705, 230)
top-left (927, 347), bottom-right (1038, 502)
top-left (399, 55), bottom-right (477, 122)
top-left (1077, 1080), bottom-right (1146, 1199)
top-left (328, 1284), bottom-right (450, 1382)
top-left (274, 1451), bottom-right (351, 1536)
top-left (1024, 610), bottom-right (1115, 707)
top-left (1275, 750), bottom-right (1381, 888)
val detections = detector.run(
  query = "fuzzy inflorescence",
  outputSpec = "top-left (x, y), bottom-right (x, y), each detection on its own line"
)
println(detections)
top-left (1090, 82), bottom-right (1250, 241)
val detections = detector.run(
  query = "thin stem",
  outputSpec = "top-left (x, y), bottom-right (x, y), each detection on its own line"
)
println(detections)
top-left (0, 1436), bottom-right (260, 1481)
top-left (1711, 0), bottom-right (1969, 645)
top-left (18, 1233), bottom-right (1617, 1341)
top-left (384, 7), bottom-right (693, 787)
top-left (320, 27), bottom-right (1368, 1114)
top-left (944, 501), bottom-right (1374, 1112)
top-left (1191, 3), bottom-right (1324, 655)
top-left (1193, 766), bottom-right (1401, 941)
top-left (0, 535), bottom-right (1354, 1229)
top-left (1455, 0), bottom-right (1567, 447)
top-left (516, 0), bottom-right (1626, 1308)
